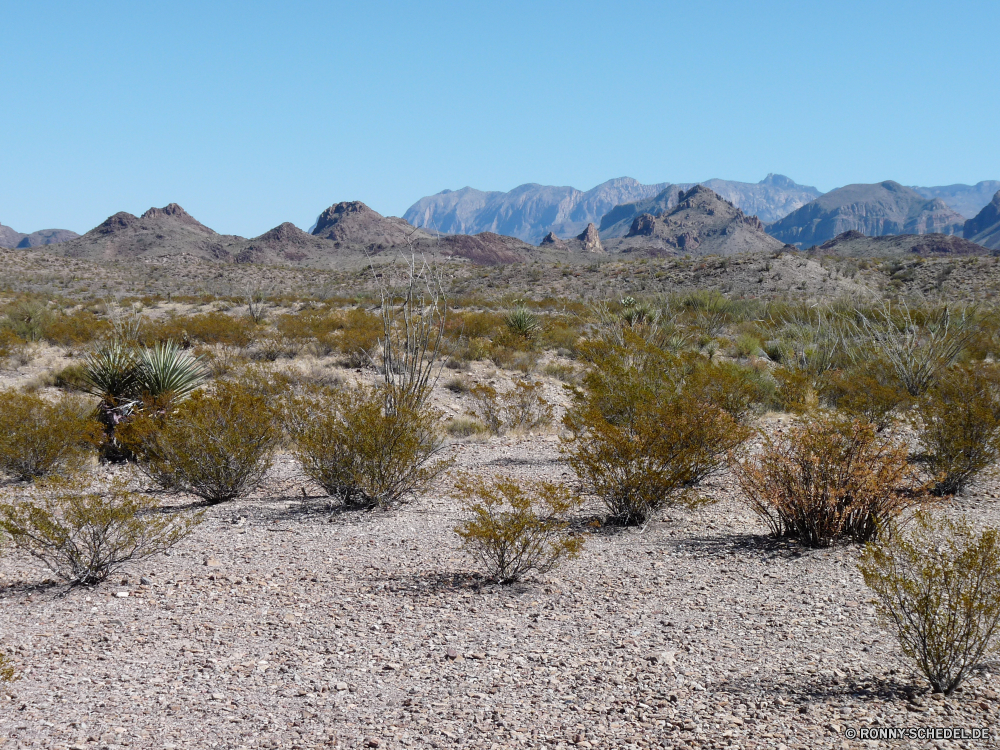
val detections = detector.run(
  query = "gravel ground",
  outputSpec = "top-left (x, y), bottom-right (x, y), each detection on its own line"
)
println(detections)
top-left (1, 421), bottom-right (999, 749)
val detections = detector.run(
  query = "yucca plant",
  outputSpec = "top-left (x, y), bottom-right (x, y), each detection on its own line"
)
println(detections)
top-left (504, 306), bottom-right (541, 340)
top-left (82, 340), bottom-right (206, 459)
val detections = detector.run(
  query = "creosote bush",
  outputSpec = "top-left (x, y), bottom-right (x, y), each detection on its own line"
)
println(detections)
top-left (468, 379), bottom-right (553, 435)
top-left (0, 652), bottom-right (15, 683)
top-left (0, 474), bottom-right (202, 585)
top-left (122, 379), bottom-right (280, 504)
top-left (915, 364), bottom-right (1000, 495)
top-left (0, 391), bottom-right (102, 481)
top-left (454, 475), bottom-right (584, 584)
top-left (287, 384), bottom-right (451, 509)
top-left (859, 512), bottom-right (1000, 695)
top-left (564, 334), bottom-right (751, 524)
top-left (731, 414), bottom-right (925, 547)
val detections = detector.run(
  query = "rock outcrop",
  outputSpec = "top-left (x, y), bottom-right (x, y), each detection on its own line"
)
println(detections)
top-left (604, 185), bottom-right (783, 257)
top-left (913, 181), bottom-right (1000, 219)
top-left (767, 181), bottom-right (966, 247)
top-left (813, 230), bottom-right (993, 258)
top-left (963, 191), bottom-right (1000, 250)
top-left (577, 223), bottom-right (603, 253)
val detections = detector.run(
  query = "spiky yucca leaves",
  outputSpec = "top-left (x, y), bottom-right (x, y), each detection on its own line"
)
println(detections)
top-left (287, 384), bottom-right (451, 509)
top-left (0, 474), bottom-right (202, 585)
top-left (860, 513), bottom-right (1000, 695)
top-left (504, 306), bottom-right (541, 340)
top-left (122, 380), bottom-right (280, 504)
top-left (82, 340), bottom-right (206, 459)
top-left (454, 475), bottom-right (584, 584)
top-left (0, 391), bottom-right (102, 481)
top-left (137, 341), bottom-right (207, 401)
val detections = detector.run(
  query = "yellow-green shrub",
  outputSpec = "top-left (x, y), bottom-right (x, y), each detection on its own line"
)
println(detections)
top-left (859, 512), bottom-right (1000, 695)
top-left (0, 391), bottom-right (102, 480)
top-left (564, 335), bottom-right (750, 524)
top-left (454, 475), bottom-right (584, 584)
top-left (0, 474), bottom-right (202, 584)
top-left (468, 379), bottom-right (553, 435)
top-left (286, 385), bottom-right (450, 509)
top-left (122, 380), bottom-right (280, 503)
top-left (914, 364), bottom-right (1000, 495)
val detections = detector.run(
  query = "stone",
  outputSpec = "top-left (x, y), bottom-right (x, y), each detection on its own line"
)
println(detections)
top-left (204, 557), bottom-right (222, 568)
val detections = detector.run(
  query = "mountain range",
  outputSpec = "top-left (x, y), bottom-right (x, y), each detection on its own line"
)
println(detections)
top-left (404, 175), bottom-right (821, 244)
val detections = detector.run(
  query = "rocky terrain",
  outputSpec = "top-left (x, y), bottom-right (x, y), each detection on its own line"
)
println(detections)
top-left (808, 230), bottom-right (993, 258)
top-left (33, 202), bottom-right (565, 270)
top-left (539, 224), bottom-right (603, 254)
top-left (0, 350), bottom-right (997, 749)
top-left (767, 182), bottom-right (967, 248)
top-left (405, 176), bottom-right (821, 245)
top-left (963, 190), bottom-right (1000, 250)
top-left (602, 186), bottom-right (784, 257)
top-left (0, 220), bottom-right (79, 249)
top-left (913, 181), bottom-right (1000, 219)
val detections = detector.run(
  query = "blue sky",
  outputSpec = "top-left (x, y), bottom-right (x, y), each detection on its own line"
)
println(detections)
top-left (2, 0), bottom-right (997, 236)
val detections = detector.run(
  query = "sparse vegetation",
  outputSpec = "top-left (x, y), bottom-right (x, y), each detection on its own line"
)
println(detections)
top-left (0, 391), bottom-right (102, 481)
top-left (0, 474), bottom-right (202, 584)
top-left (859, 512), bottom-right (1000, 695)
top-left (454, 475), bottom-right (584, 584)
top-left (731, 414), bottom-right (925, 547)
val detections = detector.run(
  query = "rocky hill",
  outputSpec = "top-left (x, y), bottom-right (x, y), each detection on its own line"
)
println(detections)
top-left (808, 230), bottom-right (993, 258)
top-left (406, 175), bottom-right (820, 245)
top-left (539, 223), bottom-right (604, 254)
top-left (32, 201), bottom-right (552, 269)
top-left (912, 181), bottom-right (1000, 219)
top-left (603, 185), bottom-right (784, 257)
top-left (766, 181), bottom-right (966, 247)
top-left (963, 190), bottom-right (1000, 250)
top-left (0, 220), bottom-right (79, 249)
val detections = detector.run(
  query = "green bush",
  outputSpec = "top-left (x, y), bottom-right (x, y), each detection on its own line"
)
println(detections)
top-left (859, 512), bottom-right (1000, 695)
top-left (914, 364), bottom-right (1000, 495)
top-left (0, 474), bottom-right (202, 584)
top-left (0, 391), bottom-right (102, 481)
top-left (564, 335), bottom-right (750, 524)
top-left (123, 380), bottom-right (280, 504)
top-left (468, 379), bottom-right (553, 435)
top-left (287, 385), bottom-right (451, 509)
top-left (731, 414), bottom-right (924, 547)
top-left (454, 475), bottom-right (584, 584)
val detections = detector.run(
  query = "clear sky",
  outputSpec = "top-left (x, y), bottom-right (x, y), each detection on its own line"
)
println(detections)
top-left (2, 0), bottom-right (998, 237)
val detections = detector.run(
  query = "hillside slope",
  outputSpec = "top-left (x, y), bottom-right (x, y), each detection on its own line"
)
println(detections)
top-left (0, 221), bottom-right (79, 248)
top-left (767, 181), bottom-right (966, 247)
top-left (963, 191), bottom-right (1000, 250)
top-left (604, 185), bottom-right (784, 257)
top-left (912, 181), bottom-right (1000, 218)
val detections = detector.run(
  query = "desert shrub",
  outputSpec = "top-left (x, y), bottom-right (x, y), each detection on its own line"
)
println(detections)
top-left (0, 391), bottom-right (102, 481)
top-left (564, 336), bottom-right (750, 524)
top-left (1, 298), bottom-right (54, 342)
top-left (733, 333), bottom-right (763, 359)
top-left (49, 363), bottom-right (90, 391)
top-left (454, 475), bottom-right (584, 584)
top-left (0, 328), bottom-right (25, 364)
top-left (0, 652), bottom-right (15, 683)
top-left (853, 302), bottom-right (980, 397)
top-left (162, 312), bottom-right (255, 348)
top-left (819, 361), bottom-right (911, 430)
top-left (42, 310), bottom-right (110, 350)
top-left (542, 362), bottom-right (577, 383)
top-left (731, 414), bottom-right (924, 547)
top-left (444, 377), bottom-right (471, 394)
top-left (445, 417), bottom-right (488, 439)
top-left (0, 475), bottom-right (202, 584)
top-left (468, 379), bottom-right (553, 435)
top-left (123, 380), bottom-right (280, 503)
top-left (444, 310), bottom-right (504, 342)
top-left (915, 364), bottom-right (1000, 495)
top-left (859, 512), bottom-right (1000, 695)
top-left (286, 384), bottom-right (451, 509)
top-left (373, 260), bottom-right (447, 411)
